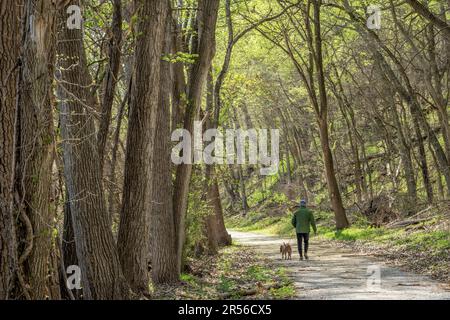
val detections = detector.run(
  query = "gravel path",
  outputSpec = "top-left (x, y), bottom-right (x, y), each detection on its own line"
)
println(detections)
top-left (229, 230), bottom-right (450, 300)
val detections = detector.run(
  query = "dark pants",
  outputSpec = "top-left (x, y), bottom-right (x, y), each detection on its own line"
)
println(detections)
top-left (296, 233), bottom-right (310, 257)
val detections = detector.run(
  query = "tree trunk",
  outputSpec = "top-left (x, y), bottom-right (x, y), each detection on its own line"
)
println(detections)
top-left (286, 145), bottom-right (292, 184)
top-left (15, 0), bottom-right (59, 299)
top-left (171, 18), bottom-right (187, 132)
top-left (97, 0), bottom-right (122, 171)
top-left (210, 177), bottom-right (232, 246)
top-left (150, 8), bottom-right (178, 285)
top-left (203, 70), bottom-right (231, 250)
top-left (425, 24), bottom-right (450, 164)
top-left (173, 0), bottom-right (220, 273)
top-left (343, 0), bottom-right (450, 195)
top-left (389, 96), bottom-right (417, 208)
top-left (329, 67), bottom-right (366, 203)
top-left (318, 119), bottom-right (349, 229)
top-left (238, 166), bottom-right (249, 214)
top-left (409, 102), bottom-right (433, 204)
top-left (204, 174), bottom-right (219, 255)
top-left (56, 1), bottom-right (130, 299)
top-left (117, 0), bottom-right (168, 294)
top-left (107, 81), bottom-right (129, 225)
top-left (313, 1), bottom-right (349, 229)
top-left (0, 0), bottom-right (22, 300)
top-left (60, 197), bottom-right (81, 299)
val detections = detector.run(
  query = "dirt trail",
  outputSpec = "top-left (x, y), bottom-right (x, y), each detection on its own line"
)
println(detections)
top-left (229, 230), bottom-right (450, 300)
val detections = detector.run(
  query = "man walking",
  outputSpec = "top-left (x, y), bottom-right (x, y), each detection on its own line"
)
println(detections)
top-left (291, 199), bottom-right (317, 260)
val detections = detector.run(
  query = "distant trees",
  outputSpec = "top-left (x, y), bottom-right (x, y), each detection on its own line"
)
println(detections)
top-left (405, 0), bottom-right (450, 40)
top-left (341, 0), bottom-right (450, 206)
top-left (219, 0), bottom-right (450, 224)
top-left (254, 0), bottom-right (350, 228)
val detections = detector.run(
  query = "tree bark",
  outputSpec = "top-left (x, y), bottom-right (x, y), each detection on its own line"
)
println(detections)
top-left (60, 196), bottom-right (81, 299)
top-left (117, 0), bottom-right (168, 294)
top-left (210, 177), bottom-right (232, 246)
top-left (389, 95), bottom-right (417, 208)
top-left (150, 6), bottom-right (178, 284)
top-left (15, 0), bottom-right (60, 299)
top-left (203, 69), bottom-right (231, 249)
top-left (0, 0), bottom-right (22, 300)
top-left (56, 1), bottom-right (130, 299)
top-left (97, 0), bottom-right (122, 171)
top-left (171, 18), bottom-right (187, 132)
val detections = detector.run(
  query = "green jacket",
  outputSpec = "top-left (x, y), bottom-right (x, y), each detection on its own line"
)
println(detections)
top-left (291, 207), bottom-right (317, 234)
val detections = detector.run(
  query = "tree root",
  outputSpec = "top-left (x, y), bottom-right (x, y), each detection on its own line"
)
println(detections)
top-left (14, 192), bottom-right (33, 299)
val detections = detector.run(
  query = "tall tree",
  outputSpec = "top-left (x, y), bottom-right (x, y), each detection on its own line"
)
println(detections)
top-left (311, 0), bottom-right (348, 229)
top-left (56, 1), bottom-right (130, 299)
top-left (14, 0), bottom-right (60, 299)
top-left (0, 0), bottom-right (22, 300)
top-left (150, 3), bottom-right (178, 284)
top-left (173, 0), bottom-right (220, 272)
top-left (97, 0), bottom-right (123, 172)
top-left (203, 70), bottom-right (220, 254)
top-left (117, 0), bottom-right (168, 294)
top-left (258, 0), bottom-right (349, 228)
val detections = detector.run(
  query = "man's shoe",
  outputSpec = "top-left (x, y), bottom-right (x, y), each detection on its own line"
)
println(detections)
top-left (299, 256), bottom-right (303, 261)
top-left (305, 254), bottom-right (309, 260)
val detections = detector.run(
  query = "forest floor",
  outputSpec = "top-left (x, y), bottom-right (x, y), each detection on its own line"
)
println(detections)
top-left (229, 230), bottom-right (450, 300)
top-left (152, 244), bottom-right (295, 300)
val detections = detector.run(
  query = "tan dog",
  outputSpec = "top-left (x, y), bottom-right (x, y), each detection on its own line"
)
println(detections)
top-left (280, 242), bottom-right (292, 260)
